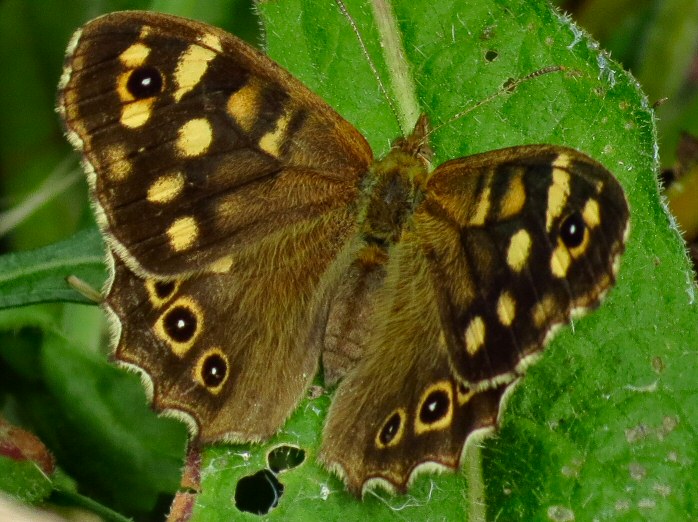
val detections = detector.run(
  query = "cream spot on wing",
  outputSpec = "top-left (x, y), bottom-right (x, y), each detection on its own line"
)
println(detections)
top-left (552, 152), bottom-right (571, 170)
top-left (101, 144), bottom-right (131, 181)
top-left (583, 198), bottom-right (601, 228)
top-left (209, 256), bottom-right (234, 273)
top-left (533, 294), bottom-right (557, 328)
top-left (499, 171), bottom-right (526, 219)
top-left (546, 155), bottom-right (571, 231)
top-left (470, 186), bottom-right (491, 225)
top-left (173, 34), bottom-right (221, 102)
top-left (119, 42), bottom-right (150, 67)
top-left (121, 99), bottom-right (154, 128)
top-left (147, 172), bottom-right (185, 204)
top-left (259, 109), bottom-right (292, 158)
top-left (497, 291), bottom-right (516, 326)
top-left (551, 244), bottom-right (572, 278)
top-left (167, 216), bottom-right (199, 252)
top-left (176, 118), bottom-right (213, 157)
top-left (464, 316), bottom-right (486, 356)
top-left (227, 80), bottom-right (261, 133)
top-left (507, 229), bottom-right (532, 272)
top-left (199, 32), bottom-right (223, 52)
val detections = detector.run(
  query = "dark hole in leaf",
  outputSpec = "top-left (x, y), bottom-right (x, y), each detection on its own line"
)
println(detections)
top-left (485, 49), bottom-right (498, 62)
top-left (267, 445), bottom-right (305, 473)
top-left (235, 469), bottom-right (283, 515)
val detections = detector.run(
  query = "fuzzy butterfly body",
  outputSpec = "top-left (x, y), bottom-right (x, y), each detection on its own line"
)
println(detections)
top-left (58, 11), bottom-right (629, 496)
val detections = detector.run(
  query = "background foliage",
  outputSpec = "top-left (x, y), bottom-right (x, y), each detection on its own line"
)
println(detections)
top-left (0, 0), bottom-right (696, 520)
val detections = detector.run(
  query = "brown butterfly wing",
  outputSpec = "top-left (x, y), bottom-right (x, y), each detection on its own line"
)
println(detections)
top-left (109, 205), bottom-right (358, 442)
top-left (58, 12), bottom-right (372, 442)
top-left (321, 145), bottom-right (628, 495)
top-left (417, 145), bottom-right (629, 384)
top-left (320, 237), bottom-right (506, 495)
top-left (59, 11), bottom-right (372, 276)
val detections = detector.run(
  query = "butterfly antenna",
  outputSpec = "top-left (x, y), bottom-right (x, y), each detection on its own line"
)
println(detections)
top-left (424, 65), bottom-right (567, 142)
top-left (335, 0), bottom-right (402, 127)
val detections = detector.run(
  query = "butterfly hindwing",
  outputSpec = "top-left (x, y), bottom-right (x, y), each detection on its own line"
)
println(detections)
top-left (320, 236), bottom-right (507, 495)
top-left (109, 201), bottom-right (360, 442)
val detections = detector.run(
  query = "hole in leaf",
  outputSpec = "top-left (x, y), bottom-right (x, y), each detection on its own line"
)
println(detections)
top-left (235, 469), bottom-right (283, 515)
top-left (484, 49), bottom-right (498, 62)
top-left (267, 445), bottom-right (305, 473)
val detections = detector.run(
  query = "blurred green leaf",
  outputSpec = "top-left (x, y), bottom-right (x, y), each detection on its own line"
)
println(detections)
top-left (0, 228), bottom-right (106, 308)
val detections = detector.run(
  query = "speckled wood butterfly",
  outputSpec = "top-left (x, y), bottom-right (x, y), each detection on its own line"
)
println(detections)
top-left (57, 10), bottom-right (629, 496)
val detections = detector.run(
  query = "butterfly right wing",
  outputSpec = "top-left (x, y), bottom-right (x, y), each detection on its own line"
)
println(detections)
top-left (416, 145), bottom-right (629, 385)
top-left (320, 145), bottom-right (628, 495)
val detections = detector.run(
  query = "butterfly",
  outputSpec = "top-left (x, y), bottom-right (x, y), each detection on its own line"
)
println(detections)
top-left (57, 10), bottom-right (629, 496)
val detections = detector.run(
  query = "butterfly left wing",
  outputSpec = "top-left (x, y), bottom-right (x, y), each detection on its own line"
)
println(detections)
top-left (58, 11), bottom-right (372, 276)
top-left (57, 11), bottom-right (374, 443)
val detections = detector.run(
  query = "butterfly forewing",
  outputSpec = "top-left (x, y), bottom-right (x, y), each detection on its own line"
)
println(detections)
top-left (417, 145), bottom-right (629, 384)
top-left (59, 11), bottom-right (372, 276)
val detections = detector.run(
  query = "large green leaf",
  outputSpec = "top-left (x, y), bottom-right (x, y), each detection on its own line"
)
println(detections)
top-left (0, 0), bottom-right (696, 520)
top-left (188, 0), bottom-right (697, 520)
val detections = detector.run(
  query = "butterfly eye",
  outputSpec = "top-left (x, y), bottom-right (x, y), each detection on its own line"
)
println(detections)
top-left (201, 351), bottom-right (228, 388)
top-left (163, 305), bottom-right (198, 342)
top-left (126, 66), bottom-right (163, 99)
top-left (377, 410), bottom-right (405, 447)
top-left (419, 389), bottom-right (450, 425)
top-left (559, 211), bottom-right (586, 248)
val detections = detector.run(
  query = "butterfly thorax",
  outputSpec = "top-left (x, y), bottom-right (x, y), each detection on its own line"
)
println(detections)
top-left (358, 119), bottom-right (432, 247)
top-left (358, 148), bottom-right (427, 246)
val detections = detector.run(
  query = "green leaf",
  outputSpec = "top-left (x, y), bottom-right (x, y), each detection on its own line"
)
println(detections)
top-left (2, 0), bottom-right (696, 520)
top-left (0, 458), bottom-right (53, 504)
top-left (0, 228), bottom-right (106, 308)
top-left (187, 0), bottom-right (697, 520)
